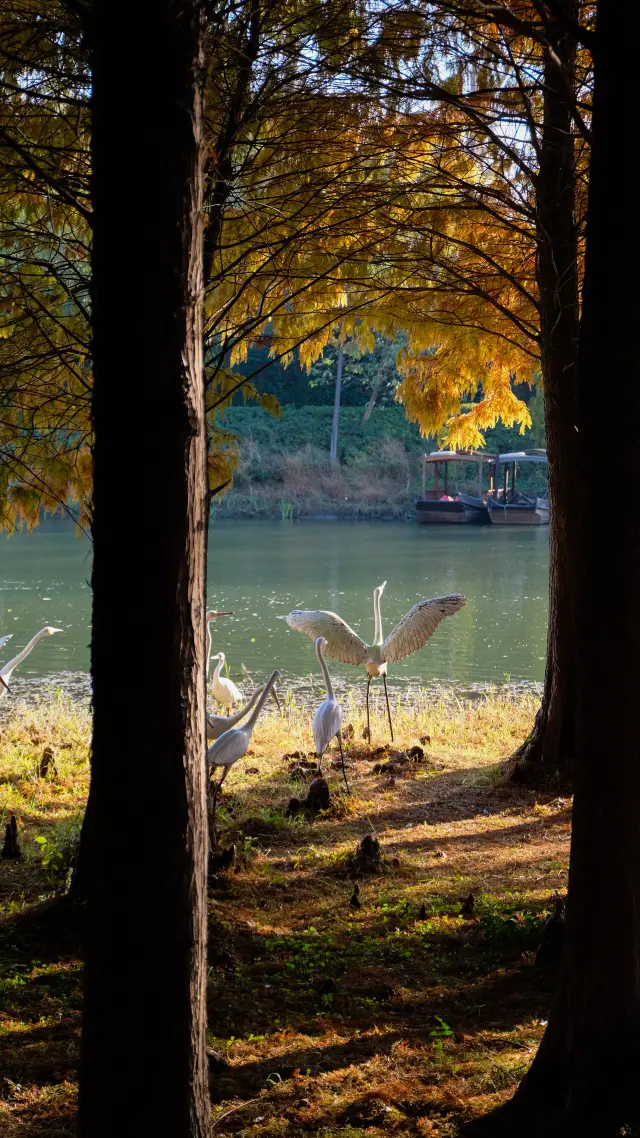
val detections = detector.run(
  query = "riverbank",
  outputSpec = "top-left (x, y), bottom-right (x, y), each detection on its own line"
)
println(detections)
top-left (212, 406), bottom-right (547, 519)
top-left (0, 688), bottom-right (572, 1137)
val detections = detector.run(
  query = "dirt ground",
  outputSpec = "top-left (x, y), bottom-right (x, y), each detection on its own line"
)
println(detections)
top-left (0, 689), bottom-right (569, 1136)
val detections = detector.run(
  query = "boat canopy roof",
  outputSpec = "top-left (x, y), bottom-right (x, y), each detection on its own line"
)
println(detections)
top-left (426, 449), bottom-right (497, 464)
top-left (498, 449), bottom-right (548, 464)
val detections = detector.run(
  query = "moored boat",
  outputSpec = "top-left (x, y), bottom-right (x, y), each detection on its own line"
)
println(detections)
top-left (416, 451), bottom-right (497, 524)
top-left (487, 451), bottom-right (549, 525)
top-left (458, 492), bottom-right (491, 525)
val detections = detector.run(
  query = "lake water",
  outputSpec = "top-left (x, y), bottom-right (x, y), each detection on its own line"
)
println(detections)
top-left (0, 517), bottom-right (548, 702)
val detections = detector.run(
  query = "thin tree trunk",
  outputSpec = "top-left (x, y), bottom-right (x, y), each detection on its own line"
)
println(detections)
top-left (362, 373), bottom-right (383, 423)
top-left (329, 348), bottom-right (344, 463)
top-left (507, 1), bottom-right (579, 785)
top-left (79, 2), bottom-right (210, 1135)
top-left (470, 2), bottom-right (640, 1133)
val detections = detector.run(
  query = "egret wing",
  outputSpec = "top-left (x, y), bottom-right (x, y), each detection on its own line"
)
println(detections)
top-left (286, 609), bottom-right (367, 665)
top-left (382, 594), bottom-right (466, 663)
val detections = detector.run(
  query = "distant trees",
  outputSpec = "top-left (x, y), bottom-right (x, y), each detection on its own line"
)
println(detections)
top-left (79, 1), bottom-right (210, 1134)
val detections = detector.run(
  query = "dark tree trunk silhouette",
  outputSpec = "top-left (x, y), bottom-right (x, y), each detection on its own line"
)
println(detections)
top-left (79, 1), bottom-right (210, 1135)
top-left (471, 1), bottom-right (640, 1133)
top-left (508, 1), bottom-right (579, 784)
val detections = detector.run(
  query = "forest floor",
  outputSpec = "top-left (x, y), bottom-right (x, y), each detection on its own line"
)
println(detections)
top-left (0, 689), bottom-right (570, 1137)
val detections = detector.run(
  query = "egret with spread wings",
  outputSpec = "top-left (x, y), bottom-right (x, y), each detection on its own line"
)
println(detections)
top-left (286, 583), bottom-right (465, 742)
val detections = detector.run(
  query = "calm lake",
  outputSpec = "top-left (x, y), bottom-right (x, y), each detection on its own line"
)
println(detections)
top-left (0, 517), bottom-right (548, 701)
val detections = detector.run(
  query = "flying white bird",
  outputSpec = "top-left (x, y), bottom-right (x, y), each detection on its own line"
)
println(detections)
top-left (207, 670), bottom-right (280, 843)
top-left (210, 651), bottom-right (243, 711)
top-left (206, 608), bottom-right (233, 677)
top-left (287, 583), bottom-right (466, 742)
top-left (313, 637), bottom-right (349, 792)
top-left (207, 685), bottom-right (270, 741)
top-left (1, 627), bottom-right (64, 700)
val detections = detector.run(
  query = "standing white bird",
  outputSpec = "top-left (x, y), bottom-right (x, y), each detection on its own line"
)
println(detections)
top-left (206, 608), bottom-right (233, 677)
top-left (313, 637), bottom-right (349, 792)
top-left (287, 583), bottom-right (466, 742)
top-left (207, 685), bottom-right (268, 741)
top-left (1, 627), bottom-right (64, 700)
top-left (211, 651), bottom-right (243, 711)
top-left (207, 670), bottom-right (280, 843)
top-left (0, 634), bottom-right (12, 692)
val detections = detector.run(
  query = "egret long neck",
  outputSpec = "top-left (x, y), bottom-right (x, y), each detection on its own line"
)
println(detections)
top-left (244, 673), bottom-right (278, 733)
top-left (206, 623), bottom-right (212, 677)
top-left (220, 687), bottom-right (261, 727)
top-left (373, 590), bottom-right (384, 645)
top-left (316, 640), bottom-right (334, 699)
top-left (0, 629), bottom-right (48, 681)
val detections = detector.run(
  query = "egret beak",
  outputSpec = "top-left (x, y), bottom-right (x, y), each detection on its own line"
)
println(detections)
top-left (271, 685), bottom-right (282, 712)
top-left (211, 611), bottom-right (233, 617)
top-left (0, 675), bottom-right (11, 694)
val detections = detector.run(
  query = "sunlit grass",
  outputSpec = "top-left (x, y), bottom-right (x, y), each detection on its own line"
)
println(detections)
top-left (0, 686), bottom-right (573, 1136)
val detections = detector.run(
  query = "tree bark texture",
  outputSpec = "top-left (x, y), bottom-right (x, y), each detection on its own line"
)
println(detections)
top-left (508, 1), bottom-right (579, 783)
top-left (487, 2), bottom-right (640, 1132)
top-left (79, 2), bottom-right (210, 1135)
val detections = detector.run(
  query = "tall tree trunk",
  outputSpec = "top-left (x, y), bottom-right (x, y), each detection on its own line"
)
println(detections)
top-left (330, 348), bottom-right (344, 464)
top-left (79, 2), bottom-right (210, 1135)
top-left (508, 2), bottom-right (579, 784)
top-left (471, 1), bottom-right (640, 1133)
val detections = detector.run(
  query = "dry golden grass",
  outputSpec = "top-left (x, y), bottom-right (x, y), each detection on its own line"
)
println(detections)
top-left (0, 689), bottom-right (571, 1137)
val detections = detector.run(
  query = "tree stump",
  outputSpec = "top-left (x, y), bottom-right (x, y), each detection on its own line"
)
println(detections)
top-left (347, 833), bottom-right (381, 874)
top-left (1, 816), bottom-right (21, 859)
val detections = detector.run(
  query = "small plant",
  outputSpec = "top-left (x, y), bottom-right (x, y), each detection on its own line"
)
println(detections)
top-left (33, 815), bottom-right (83, 884)
top-left (430, 1016), bottom-right (454, 1060)
top-left (279, 499), bottom-right (294, 520)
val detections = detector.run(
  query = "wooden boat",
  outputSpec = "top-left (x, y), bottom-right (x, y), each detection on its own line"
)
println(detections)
top-left (458, 492), bottom-right (491, 524)
top-left (487, 451), bottom-right (549, 526)
top-left (416, 451), bottom-right (497, 525)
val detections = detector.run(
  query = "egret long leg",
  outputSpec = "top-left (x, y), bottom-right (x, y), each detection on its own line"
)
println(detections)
top-left (382, 674), bottom-right (394, 743)
top-left (366, 675), bottom-right (372, 743)
top-left (338, 731), bottom-right (350, 794)
top-left (209, 766), bottom-right (229, 852)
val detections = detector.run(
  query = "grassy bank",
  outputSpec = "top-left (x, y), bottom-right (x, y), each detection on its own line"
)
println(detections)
top-left (212, 406), bottom-right (548, 519)
top-left (0, 688), bottom-right (574, 1136)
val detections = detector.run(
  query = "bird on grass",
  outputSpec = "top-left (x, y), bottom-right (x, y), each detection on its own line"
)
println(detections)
top-left (286, 582), bottom-right (466, 743)
top-left (205, 608), bottom-right (233, 677)
top-left (207, 685), bottom-right (270, 741)
top-left (349, 882), bottom-right (362, 909)
top-left (207, 670), bottom-right (280, 843)
top-left (1, 627), bottom-right (63, 700)
top-left (313, 636), bottom-right (349, 793)
top-left (0, 635), bottom-right (11, 692)
top-left (210, 651), bottom-right (243, 711)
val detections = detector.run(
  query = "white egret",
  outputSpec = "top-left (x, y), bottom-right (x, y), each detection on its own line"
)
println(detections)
top-left (210, 651), bottom-right (243, 711)
top-left (287, 583), bottom-right (466, 742)
top-left (313, 637), bottom-right (349, 793)
top-left (207, 686), bottom-right (265, 741)
top-left (0, 634), bottom-right (11, 692)
top-left (206, 609), bottom-right (233, 677)
top-left (1, 627), bottom-right (63, 700)
top-left (207, 670), bottom-right (280, 843)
